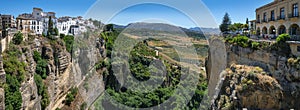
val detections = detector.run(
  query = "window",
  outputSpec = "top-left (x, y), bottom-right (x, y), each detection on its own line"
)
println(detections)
top-left (271, 10), bottom-right (275, 20)
top-left (280, 7), bottom-right (285, 19)
top-left (298, 46), bottom-right (300, 52)
top-left (263, 12), bottom-right (267, 22)
top-left (257, 15), bottom-right (260, 22)
top-left (293, 3), bottom-right (298, 17)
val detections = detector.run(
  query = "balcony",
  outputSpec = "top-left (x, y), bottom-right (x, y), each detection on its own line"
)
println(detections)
top-left (277, 16), bottom-right (285, 20)
top-left (262, 19), bottom-right (268, 23)
top-left (268, 18), bottom-right (276, 22)
top-left (288, 12), bottom-right (299, 18)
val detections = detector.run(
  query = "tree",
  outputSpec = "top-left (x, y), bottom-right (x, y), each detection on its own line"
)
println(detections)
top-left (12, 31), bottom-right (23, 45)
top-left (229, 23), bottom-right (243, 32)
top-left (47, 16), bottom-right (55, 38)
top-left (245, 18), bottom-right (249, 29)
top-left (54, 27), bottom-right (59, 36)
top-left (105, 24), bottom-right (114, 32)
top-left (62, 35), bottom-right (74, 53)
top-left (219, 13), bottom-right (231, 32)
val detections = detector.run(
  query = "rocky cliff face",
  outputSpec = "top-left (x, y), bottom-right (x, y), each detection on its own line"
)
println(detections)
top-left (207, 39), bottom-right (300, 109)
top-left (0, 57), bottom-right (5, 109)
top-left (213, 64), bottom-right (283, 109)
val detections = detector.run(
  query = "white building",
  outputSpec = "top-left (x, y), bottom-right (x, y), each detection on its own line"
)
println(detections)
top-left (16, 13), bottom-right (43, 35)
top-left (57, 16), bottom-right (88, 35)
top-left (32, 8), bottom-right (57, 35)
top-left (17, 8), bottom-right (57, 35)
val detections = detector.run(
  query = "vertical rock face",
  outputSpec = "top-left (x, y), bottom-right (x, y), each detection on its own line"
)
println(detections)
top-left (0, 57), bottom-right (5, 110)
top-left (205, 38), bottom-right (227, 100)
top-left (0, 88), bottom-right (4, 110)
top-left (207, 41), bottom-right (300, 109)
top-left (17, 46), bottom-right (41, 110)
top-left (20, 78), bottom-right (41, 110)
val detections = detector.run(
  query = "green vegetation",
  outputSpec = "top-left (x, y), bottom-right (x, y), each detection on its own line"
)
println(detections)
top-left (46, 16), bottom-right (59, 39)
top-left (129, 42), bottom-right (156, 81)
top-left (251, 41), bottom-right (260, 50)
top-left (229, 23), bottom-right (244, 32)
top-left (226, 35), bottom-right (249, 48)
top-left (96, 30), bottom-right (208, 109)
top-left (33, 51), bottom-right (49, 79)
top-left (3, 45), bottom-right (25, 110)
top-left (80, 102), bottom-right (87, 110)
top-left (4, 74), bottom-right (22, 110)
top-left (12, 31), bottom-right (23, 45)
top-left (276, 33), bottom-right (291, 43)
top-left (271, 34), bottom-right (291, 56)
top-left (104, 24), bottom-right (114, 32)
top-left (220, 13), bottom-right (231, 32)
top-left (65, 87), bottom-right (78, 106)
top-left (34, 74), bottom-right (50, 110)
top-left (225, 36), bottom-right (265, 51)
top-left (61, 35), bottom-right (75, 53)
top-left (101, 31), bottom-right (119, 57)
top-left (33, 51), bottom-right (50, 109)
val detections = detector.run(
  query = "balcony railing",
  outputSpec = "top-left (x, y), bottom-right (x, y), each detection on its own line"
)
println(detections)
top-left (277, 16), bottom-right (285, 20)
top-left (262, 19), bottom-right (268, 23)
top-left (288, 12), bottom-right (299, 18)
top-left (268, 18), bottom-right (276, 21)
top-left (290, 35), bottom-right (300, 41)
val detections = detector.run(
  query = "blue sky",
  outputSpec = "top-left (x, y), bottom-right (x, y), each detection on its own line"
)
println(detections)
top-left (0, 0), bottom-right (272, 28)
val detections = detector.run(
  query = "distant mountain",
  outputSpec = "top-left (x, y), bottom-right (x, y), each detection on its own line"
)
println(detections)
top-left (113, 23), bottom-right (219, 35)
top-left (113, 24), bottom-right (127, 29)
top-left (190, 27), bottom-right (220, 35)
top-left (113, 22), bottom-right (223, 39)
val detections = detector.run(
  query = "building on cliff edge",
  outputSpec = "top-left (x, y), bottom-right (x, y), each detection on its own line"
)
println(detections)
top-left (253, 0), bottom-right (300, 41)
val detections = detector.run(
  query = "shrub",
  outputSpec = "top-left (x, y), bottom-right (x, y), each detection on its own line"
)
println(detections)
top-left (62, 35), bottom-right (74, 53)
top-left (272, 34), bottom-right (291, 56)
top-left (12, 31), bottom-right (23, 45)
top-left (251, 41), bottom-right (260, 50)
top-left (229, 35), bottom-right (249, 48)
top-left (65, 87), bottom-right (78, 106)
top-left (80, 102), bottom-right (87, 110)
top-left (276, 34), bottom-right (290, 43)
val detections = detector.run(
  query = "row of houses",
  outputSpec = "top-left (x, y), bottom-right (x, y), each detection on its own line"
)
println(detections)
top-left (250, 0), bottom-right (300, 40)
top-left (0, 7), bottom-right (96, 38)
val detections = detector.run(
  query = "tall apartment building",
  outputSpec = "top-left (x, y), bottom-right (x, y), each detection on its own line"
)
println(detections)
top-left (255, 0), bottom-right (300, 40)
top-left (0, 14), bottom-right (16, 30)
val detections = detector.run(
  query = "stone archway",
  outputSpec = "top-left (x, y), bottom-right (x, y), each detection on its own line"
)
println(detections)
top-left (269, 26), bottom-right (276, 35)
top-left (278, 25), bottom-right (286, 35)
top-left (262, 27), bottom-right (268, 35)
top-left (289, 24), bottom-right (300, 35)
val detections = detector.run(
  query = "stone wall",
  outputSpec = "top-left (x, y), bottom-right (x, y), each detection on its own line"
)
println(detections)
top-left (288, 41), bottom-right (300, 56)
top-left (0, 34), bottom-right (12, 53)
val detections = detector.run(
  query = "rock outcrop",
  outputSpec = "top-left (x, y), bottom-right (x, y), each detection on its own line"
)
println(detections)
top-left (207, 39), bottom-right (300, 109)
top-left (214, 64), bottom-right (283, 109)
top-left (205, 37), bottom-right (227, 99)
